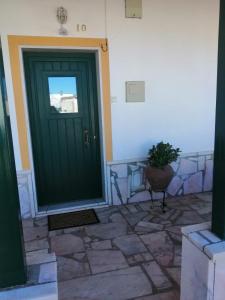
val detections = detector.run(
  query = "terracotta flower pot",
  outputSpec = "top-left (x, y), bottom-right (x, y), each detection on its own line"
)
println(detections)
top-left (145, 165), bottom-right (174, 191)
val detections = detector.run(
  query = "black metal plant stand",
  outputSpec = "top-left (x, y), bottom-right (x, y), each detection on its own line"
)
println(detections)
top-left (148, 187), bottom-right (167, 213)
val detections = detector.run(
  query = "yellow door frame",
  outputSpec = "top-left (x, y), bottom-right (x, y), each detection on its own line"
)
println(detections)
top-left (8, 35), bottom-right (112, 170)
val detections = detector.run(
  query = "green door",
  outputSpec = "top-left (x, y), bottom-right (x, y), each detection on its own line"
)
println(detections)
top-left (0, 53), bottom-right (26, 287)
top-left (24, 52), bottom-right (102, 207)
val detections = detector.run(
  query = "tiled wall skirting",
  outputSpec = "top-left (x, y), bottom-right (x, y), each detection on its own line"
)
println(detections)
top-left (107, 152), bottom-right (213, 206)
top-left (17, 151), bottom-right (213, 218)
top-left (17, 170), bottom-right (35, 218)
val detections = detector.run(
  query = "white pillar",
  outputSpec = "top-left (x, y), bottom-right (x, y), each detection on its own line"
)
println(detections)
top-left (181, 222), bottom-right (225, 300)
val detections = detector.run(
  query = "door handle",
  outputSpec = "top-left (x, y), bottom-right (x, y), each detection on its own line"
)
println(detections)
top-left (84, 129), bottom-right (89, 146)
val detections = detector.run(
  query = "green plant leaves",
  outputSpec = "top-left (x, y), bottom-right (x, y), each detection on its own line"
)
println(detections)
top-left (148, 142), bottom-right (181, 168)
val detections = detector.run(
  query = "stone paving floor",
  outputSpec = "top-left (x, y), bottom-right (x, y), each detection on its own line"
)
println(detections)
top-left (23, 192), bottom-right (212, 300)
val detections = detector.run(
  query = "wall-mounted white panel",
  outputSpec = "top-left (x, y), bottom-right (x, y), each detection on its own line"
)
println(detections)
top-left (125, 0), bottom-right (142, 19)
top-left (126, 81), bottom-right (145, 102)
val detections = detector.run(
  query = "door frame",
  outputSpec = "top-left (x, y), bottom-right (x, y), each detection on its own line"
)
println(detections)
top-left (8, 36), bottom-right (112, 216)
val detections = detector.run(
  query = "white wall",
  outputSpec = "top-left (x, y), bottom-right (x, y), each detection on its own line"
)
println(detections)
top-left (108, 0), bottom-right (219, 160)
top-left (0, 0), bottom-right (220, 165)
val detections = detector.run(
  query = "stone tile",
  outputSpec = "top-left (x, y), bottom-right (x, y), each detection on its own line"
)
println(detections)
top-left (111, 183), bottom-right (123, 205)
top-left (127, 256), bottom-right (136, 265)
top-left (117, 178), bottom-right (129, 203)
top-left (119, 206), bottom-right (130, 215)
top-left (140, 231), bottom-right (174, 266)
top-left (20, 193), bottom-right (213, 300)
top-left (135, 221), bottom-right (164, 233)
top-left (23, 226), bottom-right (48, 242)
top-left (91, 240), bottom-right (112, 250)
top-left (135, 290), bottom-right (180, 300)
top-left (111, 164), bottom-right (128, 178)
top-left (173, 245), bottom-right (182, 266)
top-left (34, 217), bottom-right (48, 227)
top-left (203, 160), bottom-right (213, 191)
top-left (58, 256), bottom-right (90, 282)
top-left (86, 222), bottom-right (127, 239)
top-left (198, 156), bottom-right (205, 171)
top-left (183, 172), bottom-right (203, 194)
top-left (126, 204), bottom-right (139, 213)
top-left (178, 159), bottom-right (197, 175)
top-left (129, 191), bottom-right (151, 203)
top-left (159, 208), bottom-right (177, 221)
top-left (27, 264), bottom-right (40, 285)
top-left (167, 209), bottom-right (181, 222)
top-left (50, 234), bottom-right (84, 255)
top-left (59, 266), bottom-right (153, 300)
top-left (190, 201), bottom-right (212, 215)
top-left (167, 176), bottom-right (183, 196)
top-left (84, 236), bottom-right (92, 243)
top-left (202, 213), bottom-right (211, 222)
top-left (138, 202), bottom-right (152, 211)
top-left (142, 214), bottom-right (155, 222)
top-left (22, 218), bottom-right (34, 228)
top-left (142, 252), bottom-right (154, 261)
top-left (63, 226), bottom-right (84, 234)
top-left (26, 250), bottom-right (56, 266)
top-left (49, 229), bottom-right (64, 237)
top-left (196, 192), bottom-right (212, 202)
top-left (167, 232), bottom-right (182, 243)
top-left (134, 254), bottom-right (144, 262)
top-left (143, 261), bottom-right (172, 290)
top-left (38, 262), bottom-right (57, 283)
top-left (175, 211), bottom-right (204, 225)
top-left (109, 213), bottom-right (127, 223)
top-left (124, 211), bottom-right (149, 226)
top-left (166, 267), bottom-right (181, 285)
top-left (73, 252), bottom-right (86, 261)
top-left (25, 238), bottom-right (49, 252)
top-left (113, 234), bottom-right (147, 255)
top-left (95, 206), bottom-right (119, 215)
top-left (87, 250), bottom-right (128, 274)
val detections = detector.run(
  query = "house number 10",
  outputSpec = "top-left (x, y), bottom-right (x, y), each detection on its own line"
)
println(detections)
top-left (77, 24), bottom-right (87, 32)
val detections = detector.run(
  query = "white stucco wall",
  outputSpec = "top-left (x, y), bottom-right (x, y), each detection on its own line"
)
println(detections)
top-left (0, 0), bottom-right (220, 166)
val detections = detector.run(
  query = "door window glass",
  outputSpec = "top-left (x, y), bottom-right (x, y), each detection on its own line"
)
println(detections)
top-left (48, 77), bottom-right (78, 113)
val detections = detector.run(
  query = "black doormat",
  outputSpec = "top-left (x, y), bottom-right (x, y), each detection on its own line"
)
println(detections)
top-left (48, 209), bottom-right (99, 231)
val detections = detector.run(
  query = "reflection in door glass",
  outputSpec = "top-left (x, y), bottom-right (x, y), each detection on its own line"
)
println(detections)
top-left (48, 77), bottom-right (78, 113)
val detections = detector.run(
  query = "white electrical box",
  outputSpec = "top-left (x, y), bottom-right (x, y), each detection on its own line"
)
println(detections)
top-left (126, 81), bottom-right (145, 102)
top-left (125, 0), bottom-right (142, 19)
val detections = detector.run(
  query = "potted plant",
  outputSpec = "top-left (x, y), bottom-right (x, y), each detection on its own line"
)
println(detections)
top-left (146, 142), bottom-right (181, 191)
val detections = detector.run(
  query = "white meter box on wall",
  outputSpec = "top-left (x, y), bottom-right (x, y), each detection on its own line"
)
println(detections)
top-left (126, 81), bottom-right (145, 102)
top-left (125, 0), bottom-right (142, 19)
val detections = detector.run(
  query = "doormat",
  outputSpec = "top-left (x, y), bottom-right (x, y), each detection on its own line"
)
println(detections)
top-left (48, 209), bottom-right (99, 231)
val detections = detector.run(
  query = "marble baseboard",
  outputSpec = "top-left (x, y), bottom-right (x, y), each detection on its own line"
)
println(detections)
top-left (107, 152), bottom-right (213, 205)
top-left (17, 170), bottom-right (35, 219)
top-left (16, 151), bottom-right (214, 218)
top-left (181, 222), bottom-right (225, 300)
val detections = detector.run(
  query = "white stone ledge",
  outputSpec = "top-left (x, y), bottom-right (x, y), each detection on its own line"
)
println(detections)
top-left (0, 282), bottom-right (58, 300)
top-left (181, 222), bottom-right (225, 300)
top-left (26, 250), bottom-right (56, 266)
top-left (204, 242), bottom-right (225, 262)
top-left (0, 249), bottom-right (58, 300)
top-left (181, 222), bottom-right (211, 237)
